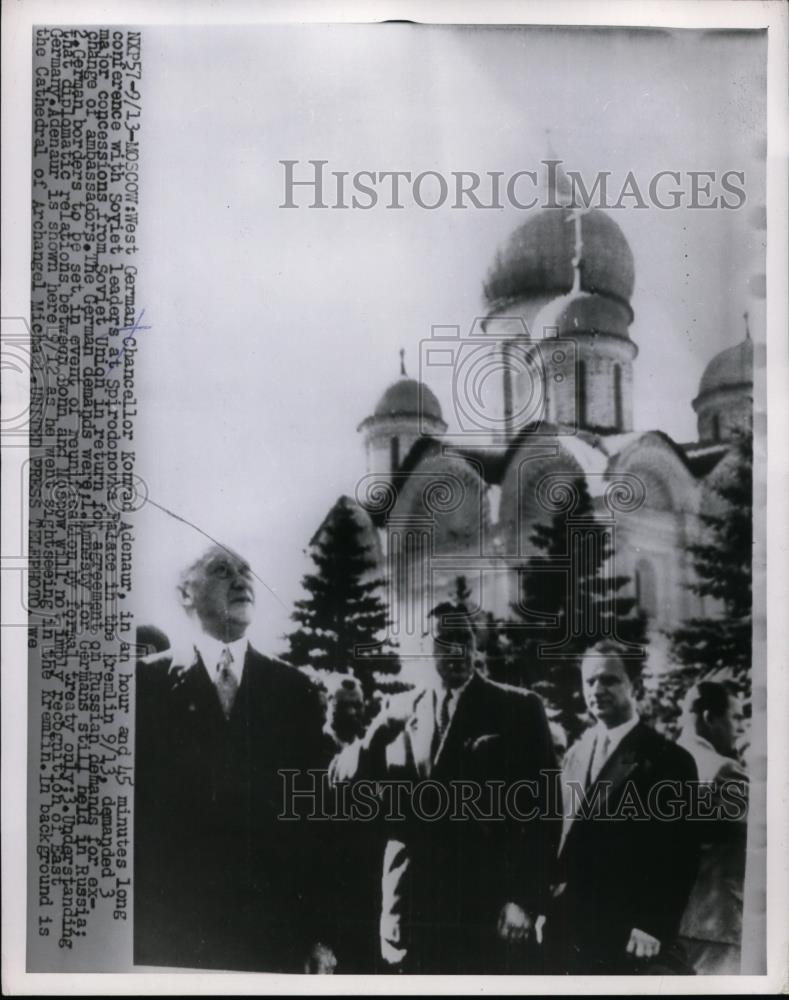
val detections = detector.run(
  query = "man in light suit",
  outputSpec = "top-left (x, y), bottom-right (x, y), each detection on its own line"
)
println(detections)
top-left (135, 544), bottom-right (335, 973)
top-left (546, 641), bottom-right (699, 974)
top-left (331, 604), bottom-right (560, 973)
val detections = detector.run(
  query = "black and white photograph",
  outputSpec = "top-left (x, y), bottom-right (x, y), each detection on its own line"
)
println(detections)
top-left (1, 0), bottom-right (787, 993)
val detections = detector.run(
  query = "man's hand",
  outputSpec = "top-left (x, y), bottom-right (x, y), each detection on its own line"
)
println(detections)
top-left (303, 941), bottom-right (337, 974)
top-left (496, 902), bottom-right (532, 943)
top-left (371, 696), bottom-right (411, 744)
top-left (626, 927), bottom-right (661, 960)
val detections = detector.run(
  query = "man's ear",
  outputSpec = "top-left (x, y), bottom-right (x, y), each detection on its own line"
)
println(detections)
top-left (178, 580), bottom-right (194, 612)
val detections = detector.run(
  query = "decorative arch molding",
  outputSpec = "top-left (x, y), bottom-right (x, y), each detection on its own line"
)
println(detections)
top-left (497, 439), bottom-right (586, 557)
top-left (607, 432), bottom-right (700, 515)
top-left (389, 451), bottom-right (489, 556)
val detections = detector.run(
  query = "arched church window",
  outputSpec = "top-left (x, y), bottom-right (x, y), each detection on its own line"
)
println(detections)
top-left (390, 436), bottom-right (400, 471)
top-left (502, 359), bottom-right (513, 430)
top-left (711, 413), bottom-right (721, 442)
top-left (635, 558), bottom-right (658, 618)
top-left (578, 360), bottom-right (587, 428)
top-left (613, 364), bottom-right (623, 431)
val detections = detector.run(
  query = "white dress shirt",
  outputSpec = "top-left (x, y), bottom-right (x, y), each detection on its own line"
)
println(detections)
top-left (590, 712), bottom-right (639, 780)
top-left (677, 730), bottom-right (747, 785)
top-left (193, 632), bottom-right (249, 685)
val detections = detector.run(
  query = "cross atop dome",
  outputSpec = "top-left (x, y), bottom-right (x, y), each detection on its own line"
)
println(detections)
top-left (543, 128), bottom-right (573, 204)
top-left (357, 357), bottom-right (447, 476)
top-left (568, 204), bottom-right (592, 295)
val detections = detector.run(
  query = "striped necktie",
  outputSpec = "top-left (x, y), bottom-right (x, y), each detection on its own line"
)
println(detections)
top-left (214, 646), bottom-right (238, 719)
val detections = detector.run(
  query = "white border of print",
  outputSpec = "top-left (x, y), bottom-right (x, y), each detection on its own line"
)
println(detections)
top-left (2, 0), bottom-right (787, 995)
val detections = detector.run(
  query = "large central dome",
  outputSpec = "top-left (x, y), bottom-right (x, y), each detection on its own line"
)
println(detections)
top-left (484, 209), bottom-right (635, 313)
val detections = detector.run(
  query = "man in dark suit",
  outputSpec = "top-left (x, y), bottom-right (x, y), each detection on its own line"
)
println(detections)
top-left (317, 674), bottom-right (381, 973)
top-left (677, 681), bottom-right (748, 973)
top-left (546, 641), bottom-right (699, 974)
top-left (331, 604), bottom-right (560, 973)
top-left (134, 544), bottom-right (335, 973)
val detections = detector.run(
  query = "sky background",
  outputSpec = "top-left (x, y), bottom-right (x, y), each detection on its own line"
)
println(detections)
top-left (132, 24), bottom-right (767, 652)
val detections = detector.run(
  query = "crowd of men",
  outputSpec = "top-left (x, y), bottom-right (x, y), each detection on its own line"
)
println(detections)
top-left (134, 543), bottom-right (749, 975)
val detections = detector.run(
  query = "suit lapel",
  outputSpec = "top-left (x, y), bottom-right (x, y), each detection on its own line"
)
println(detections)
top-left (560, 729), bottom-right (596, 849)
top-left (433, 673), bottom-right (481, 772)
top-left (169, 650), bottom-right (220, 717)
top-left (560, 722), bottom-right (644, 853)
top-left (574, 729), bottom-right (597, 788)
top-left (230, 647), bottom-right (281, 734)
top-left (228, 646), bottom-right (253, 722)
top-left (595, 724), bottom-right (641, 797)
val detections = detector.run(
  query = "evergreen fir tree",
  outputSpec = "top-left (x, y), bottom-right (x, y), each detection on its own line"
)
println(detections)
top-left (283, 496), bottom-right (398, 695)
top-left (505, 475), bottom-right (647, 738)
top-left (450, 574), bottom-right (473, 612)
top-left (670, 434), bottom-right (752, 692)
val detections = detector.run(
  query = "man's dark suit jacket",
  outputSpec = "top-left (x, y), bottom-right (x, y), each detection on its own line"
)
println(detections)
top-left (549, 719), bottom-right (700, 974)
top-left (334, 672), bottom-right (560, 973)
top-left (134, 644), bottom-right (328, 972)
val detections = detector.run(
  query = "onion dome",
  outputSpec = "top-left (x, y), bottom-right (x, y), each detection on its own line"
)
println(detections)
top-left (692, 317), bottom-right (759, 444)
top-left (359, 349), bottom-right (446, 439)
top-left (696, 336), bottom-right (753, 401)
top-left (533, 289), bottom-right (632, 340)
top-left (374, 377), bottom-right (443, 423)
top-left (484, 208), bottom-right (635, 315)
top-left (371, 349), bottom-right (443, 422)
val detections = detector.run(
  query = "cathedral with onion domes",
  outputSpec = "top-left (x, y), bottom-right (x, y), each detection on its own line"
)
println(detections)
top-left (317, 199), bottom-right (756, 678)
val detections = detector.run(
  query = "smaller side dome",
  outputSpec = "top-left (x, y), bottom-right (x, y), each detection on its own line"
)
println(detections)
top-left (693, 329), bottom-right (759, 444)
top-left (696, 338), bottom-right (753, 401)
top-left (374, 377), bottom-right (443, 423)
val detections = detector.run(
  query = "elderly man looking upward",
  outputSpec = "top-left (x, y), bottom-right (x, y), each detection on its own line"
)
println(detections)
top-left (134, 544), bottom-right (334, 973)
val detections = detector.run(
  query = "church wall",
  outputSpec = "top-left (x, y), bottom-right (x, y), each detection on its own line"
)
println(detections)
top-left (381, 452), bottom-right (489, 660)
top-left (611, 507), bottom-right (700, 632)
top-left (497, 440), bottom-right (587, 559)
top-left (695, 386), bottom-right (753, 443)
top-left (363, 417), bottom-right (422, 476)
top-left (362, 415), bottom-right (447, 476)
top-left (563, 335), bottom-right (636, 432)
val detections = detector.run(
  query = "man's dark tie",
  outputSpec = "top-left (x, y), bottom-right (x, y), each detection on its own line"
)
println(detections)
top-left (439, 690), bottom-right (452, 734)
top-left (214, 647), bottom-right (238, 719)
top-left (432, 690), bottom-right (453, 763)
